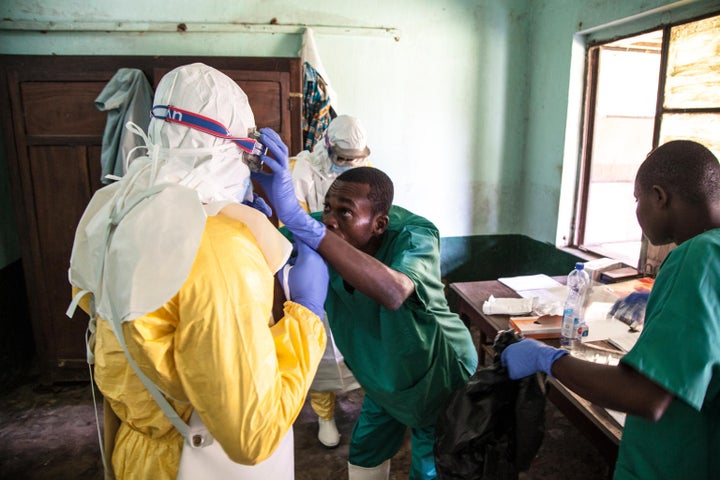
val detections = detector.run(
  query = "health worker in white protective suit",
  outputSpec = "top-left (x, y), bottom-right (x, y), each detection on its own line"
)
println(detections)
top-left (292, 115), bottom-right (371, 213)
top-left (290, 115), bottom-right (369, 448)
top-left (67, 63), bottom-right (327, 480)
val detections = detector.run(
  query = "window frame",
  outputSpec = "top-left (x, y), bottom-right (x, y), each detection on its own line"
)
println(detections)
top-left (570, 10), bottom-right (720, 274)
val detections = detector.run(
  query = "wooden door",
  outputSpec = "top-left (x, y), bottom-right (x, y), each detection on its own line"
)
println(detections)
top-left (0, 55), bottom-right (301, 383)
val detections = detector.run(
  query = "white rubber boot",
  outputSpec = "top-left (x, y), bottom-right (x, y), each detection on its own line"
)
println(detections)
top-left (347, 459), bottom-right (391, 480)
top-left (318, 417), bottom-right (340, 448)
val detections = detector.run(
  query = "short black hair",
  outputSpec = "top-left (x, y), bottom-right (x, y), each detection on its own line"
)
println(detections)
top-left (636, 140), bottom-right (720, 205)
top-left (335, 167), bottom-right (394, 215)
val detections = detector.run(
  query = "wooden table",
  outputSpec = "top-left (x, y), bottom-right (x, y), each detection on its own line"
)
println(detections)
top-left (450, 279), bottom-right (623, 466)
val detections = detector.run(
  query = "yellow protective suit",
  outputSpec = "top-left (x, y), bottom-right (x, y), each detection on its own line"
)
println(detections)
top-left (87, 213), bottom-right (326, 479)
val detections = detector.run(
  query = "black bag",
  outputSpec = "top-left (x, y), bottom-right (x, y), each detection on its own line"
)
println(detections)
top-left (434, 330), bottom-right (547, 480)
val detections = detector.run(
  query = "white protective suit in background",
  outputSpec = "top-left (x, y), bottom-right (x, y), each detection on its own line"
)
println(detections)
top-left (67, 63), bottom-right (326, 480)
top-left (291, 115), bottom-right (371, 213)
top-left (289, 115), bottom-right (369, 448)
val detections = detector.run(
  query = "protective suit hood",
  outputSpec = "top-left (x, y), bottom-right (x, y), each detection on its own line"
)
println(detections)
top-left (301, 115), bottom-right (371, 175)
top-left (326, 114), bottom-right (370, 159)
top-left (148, 62), bottom-right (257, 205)
top-left (291, 115), bottom-right (372, 212)
top-left (68, 63), bottom-right (291, 325)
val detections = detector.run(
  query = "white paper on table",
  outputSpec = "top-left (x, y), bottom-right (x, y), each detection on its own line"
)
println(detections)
top-left (523, 285), bottom-right (566, 316)
top-left (582, 302), bottom-right (636, 342)
top-left (498, 274), bottom-right (563, 293)
top-left (498, 276), bottom-right (567, 317)
top-left (606, 333), bottom-right (641, 352)
top-left (606, 408), bottom-right (626, 427)
top-left (531, 283), bottom-right (618, 304)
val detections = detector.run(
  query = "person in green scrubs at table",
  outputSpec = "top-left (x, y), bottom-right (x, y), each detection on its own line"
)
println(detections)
top-left (501, 139), bottom-right (720, 480)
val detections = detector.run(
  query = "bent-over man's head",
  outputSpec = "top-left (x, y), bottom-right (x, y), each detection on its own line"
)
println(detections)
top-left (322, 167), bottom-right (394, 253)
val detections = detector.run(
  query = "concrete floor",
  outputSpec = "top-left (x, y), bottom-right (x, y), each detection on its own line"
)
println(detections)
top-left (0, 357), bottom-right (612, 480)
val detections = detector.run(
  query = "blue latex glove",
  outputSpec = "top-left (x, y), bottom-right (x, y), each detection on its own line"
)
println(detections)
top-left (280, 240), bottom-right (328, 318)
top-left (251, 128), bottom-right (326, 249)
top-left (501, 338), bottom-right (569, 380)
top-left (608, 291), bottom-right (649, 331)
top-left (241, 192), bottom-right (273, 217)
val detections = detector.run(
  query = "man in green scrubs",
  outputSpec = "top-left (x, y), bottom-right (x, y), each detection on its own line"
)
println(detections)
top-left (501, 140), bottom-right (720, 479)
top-left (254, 131), bottom-right (478, 480)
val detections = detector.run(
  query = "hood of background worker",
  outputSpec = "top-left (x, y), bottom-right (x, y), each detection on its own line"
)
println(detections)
top-left (146, 62), bottom-right (257, 204)
top-left (325, 115), bottom-right (371, 174)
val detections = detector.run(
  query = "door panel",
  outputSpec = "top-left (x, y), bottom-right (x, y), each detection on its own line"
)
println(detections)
top-left (29, 144), bottom-right (98, 350)
top-left (22, 82), bottom-right (108, 137)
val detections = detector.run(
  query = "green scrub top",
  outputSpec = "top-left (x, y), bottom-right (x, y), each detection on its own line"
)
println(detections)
top-left (324, 206), bottom-right (478, 427)
top-left (616, 229), bottom-right (720, 479)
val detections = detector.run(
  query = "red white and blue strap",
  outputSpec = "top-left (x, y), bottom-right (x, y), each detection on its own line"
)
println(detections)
top-left (151, 105), bottom-right (266, 156)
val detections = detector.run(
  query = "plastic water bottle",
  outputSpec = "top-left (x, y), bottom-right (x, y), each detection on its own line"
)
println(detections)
top-left (560, 262), bottom-right (590, 350)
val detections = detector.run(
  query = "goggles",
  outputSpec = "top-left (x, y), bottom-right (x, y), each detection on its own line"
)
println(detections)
top-left (324, 135), bottom-right (367, 167)
top-left (151, 105), bottom-right (267, 172)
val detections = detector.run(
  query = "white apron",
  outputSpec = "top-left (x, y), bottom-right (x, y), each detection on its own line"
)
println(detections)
top-left (311, 313), bottom-right (361, 392)
top-left (178, 412), bottom-right (294, 480)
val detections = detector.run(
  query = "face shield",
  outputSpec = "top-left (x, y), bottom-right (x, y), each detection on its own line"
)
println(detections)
top-left (324, 135), bottom-right (369, 173)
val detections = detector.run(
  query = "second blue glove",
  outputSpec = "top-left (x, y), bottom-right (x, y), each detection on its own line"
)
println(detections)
top-left (283, 240), bottom-right (328, 318)
top-left (608, 291), bottom-right (649, 330)
top-left (501, 338), bottom-right (569, 380)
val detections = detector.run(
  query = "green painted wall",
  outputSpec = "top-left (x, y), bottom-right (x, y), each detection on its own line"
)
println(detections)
top-left (0, 0), bottom-right (717, 269)
top-left (440, 234), bottom-right (582, 283)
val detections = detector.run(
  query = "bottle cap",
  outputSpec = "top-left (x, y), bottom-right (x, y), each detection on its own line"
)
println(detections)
top-left (575, 262), bottom-right (585, 270)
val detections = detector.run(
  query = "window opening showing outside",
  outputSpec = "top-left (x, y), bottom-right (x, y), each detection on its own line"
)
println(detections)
top-left (576, 12), bottom-right (720, 272)
top-left (580, 31), bottom-right (661, 266)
